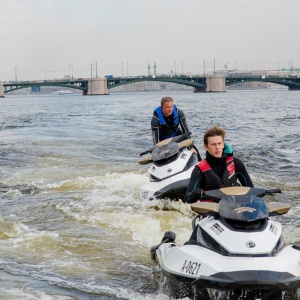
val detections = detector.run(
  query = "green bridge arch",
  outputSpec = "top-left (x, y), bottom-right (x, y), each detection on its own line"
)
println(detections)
top-left (3, 75), bottom-right (300, 94)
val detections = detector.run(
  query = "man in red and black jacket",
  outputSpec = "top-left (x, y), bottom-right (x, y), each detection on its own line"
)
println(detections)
top-left (184, 126), bottom-right (253, 204)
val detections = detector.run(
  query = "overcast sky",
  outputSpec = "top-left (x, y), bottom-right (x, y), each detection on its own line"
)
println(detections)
top-left (0, 0), bottom-right (299, 81)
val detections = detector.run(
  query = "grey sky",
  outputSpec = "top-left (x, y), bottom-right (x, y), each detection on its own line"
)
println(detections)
top-left (0, 0), bottom-right (299, 81)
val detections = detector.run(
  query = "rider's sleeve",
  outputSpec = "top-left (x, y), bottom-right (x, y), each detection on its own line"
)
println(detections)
top-left (177, 109), bottom-right (191, 138)
top-left (151, 113), bottom-right (160, 145)
top-left (184, 167), bottom-right (205, 203)
top-left (234, 158), bottom-right (254, 187)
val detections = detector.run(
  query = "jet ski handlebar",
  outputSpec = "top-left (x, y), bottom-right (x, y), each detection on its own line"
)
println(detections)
top-left (191, 187), bottom-right (289, 217)
top-left (204, 186), bottom-right (282, 201)
top-left (139, 134), bottom-right (189, 156)
top-left (265, 188), bottom-right (282, 195)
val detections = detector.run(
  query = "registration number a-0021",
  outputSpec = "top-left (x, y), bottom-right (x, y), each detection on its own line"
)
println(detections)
top-left (181, 259), bottom-right (201, 276)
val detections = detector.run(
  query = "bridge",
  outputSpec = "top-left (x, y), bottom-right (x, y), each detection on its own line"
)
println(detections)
top-left (225, 75), bottom-right (300, 90)
top-left (106, 74), bottom-right (300, 91)
top-left (1, 74), bottom-right (300, 97)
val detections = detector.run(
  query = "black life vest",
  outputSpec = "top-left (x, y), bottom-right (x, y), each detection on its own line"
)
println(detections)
top-left (154, 105), bottom-right (179, 140)
top-left (196, 156), bottom-right (240, 190)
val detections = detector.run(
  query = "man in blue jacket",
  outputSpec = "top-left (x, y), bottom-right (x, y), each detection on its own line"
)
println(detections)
top-left (151, 96), bottom-right (191, 145)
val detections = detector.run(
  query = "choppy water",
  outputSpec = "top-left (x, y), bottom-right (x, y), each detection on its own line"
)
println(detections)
top-left (0, 89), bottom-right (299, 300)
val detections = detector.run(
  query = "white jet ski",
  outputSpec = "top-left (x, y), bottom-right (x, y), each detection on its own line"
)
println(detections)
top-left (138, 135), bottom-right (200, 201)
top-left (150, 186), bottom-right (300, 293)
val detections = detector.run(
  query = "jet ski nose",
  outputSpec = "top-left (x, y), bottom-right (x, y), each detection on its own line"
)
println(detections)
top-left (150, 231), bottom-right (177, 261)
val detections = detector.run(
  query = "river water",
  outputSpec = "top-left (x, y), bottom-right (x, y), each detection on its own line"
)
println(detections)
top-left (0, 89), bottom-right (299, 300)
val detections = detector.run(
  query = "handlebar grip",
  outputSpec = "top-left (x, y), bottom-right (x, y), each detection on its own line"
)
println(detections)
top-left (140, 150), bottom-right (149, 156)
top-left (265, 189), bottom-right (282, 194)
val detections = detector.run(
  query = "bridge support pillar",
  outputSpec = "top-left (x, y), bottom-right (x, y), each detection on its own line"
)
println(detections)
top-left (0, 82), bottom-right (4, 97)
top-left (205, 75), bottom-right (226, 92)
top-left (85, 78), bottom-right (109, 95)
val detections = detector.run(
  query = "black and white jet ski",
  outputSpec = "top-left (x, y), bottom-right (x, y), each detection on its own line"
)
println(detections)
top-left (150, 186), bottom-right (300, 292)
top-left (138, 135), bottom-right (200, 201)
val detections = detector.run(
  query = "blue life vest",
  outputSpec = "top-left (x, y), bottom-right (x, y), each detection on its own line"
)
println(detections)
top-left (154, 105), bottom-right (179, 140)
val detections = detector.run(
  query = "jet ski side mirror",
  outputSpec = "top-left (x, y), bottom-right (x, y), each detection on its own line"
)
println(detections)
top-left (177, 138), bottom-right (194, 150)
top-left (267, 202), bottom-right (291, 215)
top-left (190, 202), bottom-right (219, 214)
top-left (138, 154), bottom-right (153, 165)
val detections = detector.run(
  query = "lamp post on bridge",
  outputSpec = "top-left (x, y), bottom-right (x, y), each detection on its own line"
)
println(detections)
top-left (213, 59), bottom-right (215, 75)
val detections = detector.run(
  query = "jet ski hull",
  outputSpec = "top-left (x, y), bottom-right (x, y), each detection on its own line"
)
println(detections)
top-left (152, 188), bottom-right (300, 292)
top-left (155, 243), bottom-right (300, 290)
top-left (140, 148), bottom-right (198, 201)
top-left (141, 167), bottom-right (194, 201)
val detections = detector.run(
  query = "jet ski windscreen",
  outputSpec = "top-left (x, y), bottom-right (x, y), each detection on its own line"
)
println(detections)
top-left (218, 195), bottom-right (269, 222)
top-left (151, 142), bottom-right (180, 162)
